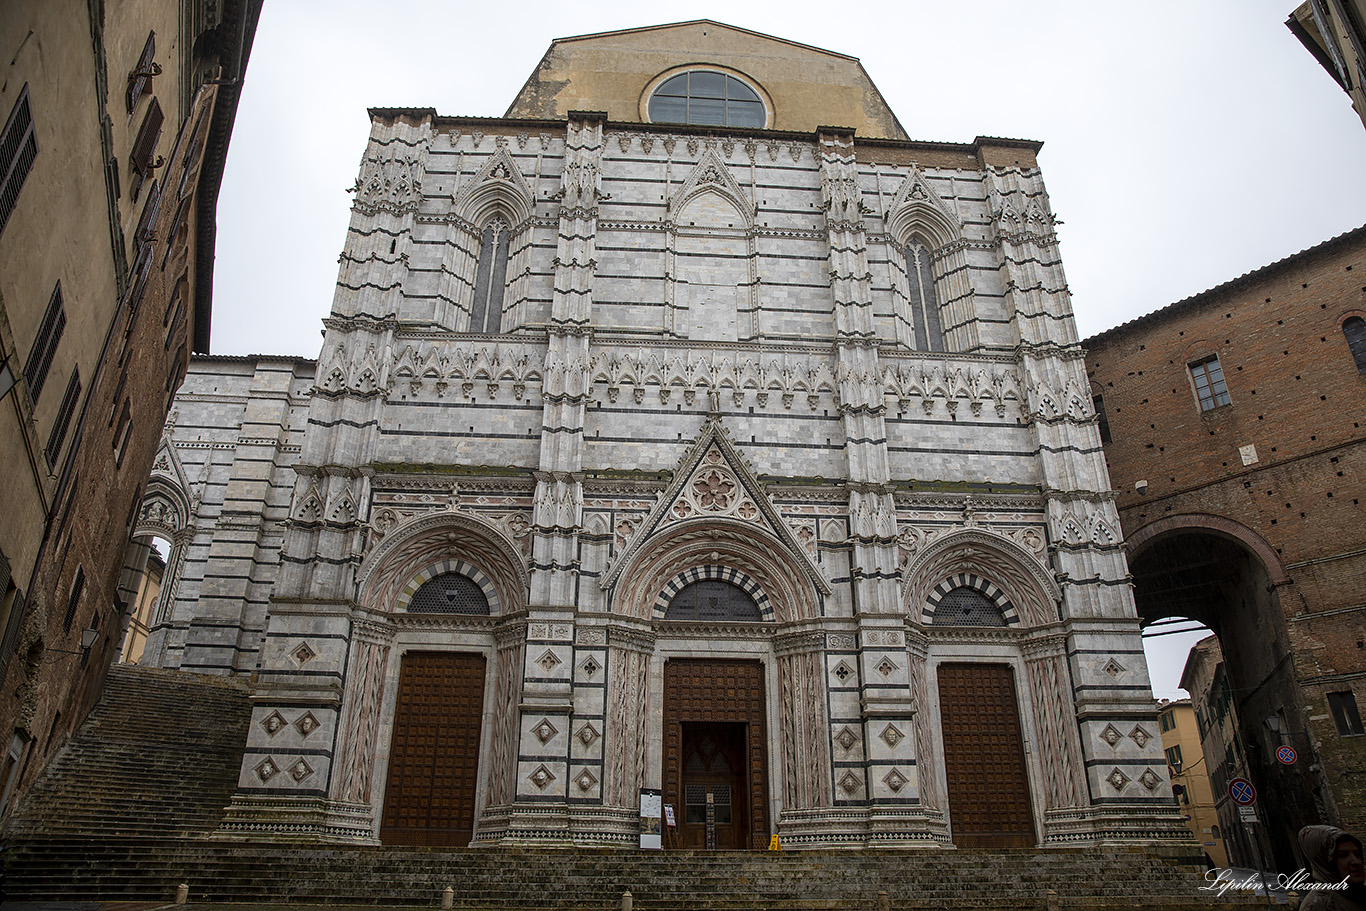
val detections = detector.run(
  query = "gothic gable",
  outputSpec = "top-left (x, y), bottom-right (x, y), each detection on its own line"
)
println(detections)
top-left (602, 412), bottom-right (828, 596)
top-left (453, 144), bottom-right (535, 227)
top-left (885, 167), bottom-right (960, 248)
top-left (667, 150), bottom-right (754, 228)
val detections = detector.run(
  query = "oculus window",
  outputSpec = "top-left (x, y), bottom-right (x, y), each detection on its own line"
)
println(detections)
top-left (648, 71), bottom-right (766, 128)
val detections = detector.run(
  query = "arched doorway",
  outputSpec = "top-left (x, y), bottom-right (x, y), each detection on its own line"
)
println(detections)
top-left (1128, 518), bottom-right (1314, 873)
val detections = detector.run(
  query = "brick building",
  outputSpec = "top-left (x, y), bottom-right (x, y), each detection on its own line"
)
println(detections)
top-left (131, 21), bottom-right (1184, 850)
top-left (0, 0), bottom-right (260, 817)
top-left (1084, 224), bottom-right (1366, 870)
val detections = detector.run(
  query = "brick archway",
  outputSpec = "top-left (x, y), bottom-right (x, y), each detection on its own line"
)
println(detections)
top-left (1124, 513), bottom-right (1289, 585)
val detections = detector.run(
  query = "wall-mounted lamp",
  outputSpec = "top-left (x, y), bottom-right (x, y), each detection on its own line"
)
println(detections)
top-left (45, 627), bottom-right (100, 658)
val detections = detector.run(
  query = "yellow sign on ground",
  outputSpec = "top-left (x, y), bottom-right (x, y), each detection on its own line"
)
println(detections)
top-left (768, 834), bottom-right (782, 851)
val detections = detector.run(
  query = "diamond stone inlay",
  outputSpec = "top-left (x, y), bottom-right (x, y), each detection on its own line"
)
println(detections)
top-left (832, 661), bottom-right (855, 683)
top-left (835, 726), bottom-right (858, 751)
top-left (577, 723), bottom-right (600, 747)
top-left (261, 711), bottom-right (287, 736)
top-left (533, 718), bottom-right (558, 744)
top-left (580, 656), bottom-right (600, 678)
top-left (876, 657), bottom-right (898, 677)
top-left (575, 769), bottom-right (598, 792)
top-left (290, 759), bottom-right (314, 782)
top-left (883, 769), bottom-right (908, 792)
top-left (529, 764), bottom-right (555, 790)
top-left (880, 724), bottom-right (904, 749)
top-left (255, 758), bottom-right (278, 782)
top-left (838, 771), bottom-right (862, 794)
top-left (292, 642), bottom-right (316, 665)
top-left (1103, 658), bottom-right (1126, 678)
top-left (1129, 725), bottom-right (1151, 749)
top-left (1107, 767), bottom-right (1130, 791)
top-left (537, 650), bottom-right (562, 673)
top-left (1101, 724), bottom-right (1123, 747)
top-left (296, 712), bottom-right (319, 736)
top-left (1139, 768), bottom-right (1162, 791)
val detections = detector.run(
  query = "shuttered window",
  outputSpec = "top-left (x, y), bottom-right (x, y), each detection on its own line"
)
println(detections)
top-left (0, 84), bottom-right (37, 239)
top-left (130, 97), bottom-right (163, 175)
top-left (1343, 316), bottom-right (1366, 373)
top-left (62, 567), bottom-right (85, 634)
top-left (44, 367), bottom-right (81, 468)
top-left (23, 283), bottom-right (66, 403)
top-left (125, 32), bottom-right (157, 113)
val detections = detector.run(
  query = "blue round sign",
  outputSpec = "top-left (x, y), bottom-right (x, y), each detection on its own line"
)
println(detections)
top-left (1277, 746), bottom-right (1297, 765)
top-left (1229, 777), bottom-right (1256, 805)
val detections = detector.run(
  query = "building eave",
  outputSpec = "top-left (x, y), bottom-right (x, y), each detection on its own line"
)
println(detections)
top-left (1084, 222), bottom-right (1366, 348)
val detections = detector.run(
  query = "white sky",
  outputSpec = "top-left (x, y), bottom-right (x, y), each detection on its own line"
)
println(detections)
top-left (207, 1), bottom-right (1366, 699)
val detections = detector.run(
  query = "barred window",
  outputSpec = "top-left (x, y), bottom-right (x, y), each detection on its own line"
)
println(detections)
top-left (469, 218), bottom-right (509, 334)
top-left (665, 580), bottom-right (761, 621)
top-left (932, 586), bottom-right (1007, 626)
top-left (407, 572), bottom-right (490, 615)
top-left (1189, 356), bottom-right (1231, 411)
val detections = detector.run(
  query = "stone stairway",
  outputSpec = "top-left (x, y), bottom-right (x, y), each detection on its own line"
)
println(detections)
top-left (0, 664), bottom-right (1265, 909)
top-left (3, 663), bottom-right (251, 838)
top-left (1, 839), bottom-right (1267, 909)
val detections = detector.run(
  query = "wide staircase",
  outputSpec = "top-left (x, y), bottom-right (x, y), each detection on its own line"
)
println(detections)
top-left (1, 665), bottom-right (1264, 909)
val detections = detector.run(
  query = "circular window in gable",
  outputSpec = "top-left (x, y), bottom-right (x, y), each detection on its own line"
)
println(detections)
top-left (648, 70), bottom-right (767, 129)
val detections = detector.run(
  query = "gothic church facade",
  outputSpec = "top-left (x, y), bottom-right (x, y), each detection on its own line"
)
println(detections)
top-left (138, 22), bottom-right (1183, 849)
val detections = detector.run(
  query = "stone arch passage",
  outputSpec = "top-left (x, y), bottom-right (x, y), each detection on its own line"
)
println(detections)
top-left (1127, 516), bottom-right (1308, 872)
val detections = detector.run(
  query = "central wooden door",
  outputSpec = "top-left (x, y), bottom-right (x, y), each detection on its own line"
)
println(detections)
top-left (379, 651), bottom-right (486, 846)
top-left (664, 659), bottom-right (768, 849)
top-left (937, 662), bottom-right (1036, 848)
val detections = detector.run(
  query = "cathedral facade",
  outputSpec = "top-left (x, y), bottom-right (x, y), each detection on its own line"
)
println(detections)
top-left (137, 22), bottom-right (1183, 849)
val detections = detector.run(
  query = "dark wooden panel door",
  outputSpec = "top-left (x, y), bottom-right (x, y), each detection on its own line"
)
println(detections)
top-left (663, 659), bottom-right (768, 849)
top-left (937, 662), bottom-right (1036, 848)
top-left (379, 651), bottom-right (486, 846)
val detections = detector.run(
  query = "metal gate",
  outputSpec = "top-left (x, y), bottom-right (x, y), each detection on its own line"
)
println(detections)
top-left (379, 651), bottom-right (486, 846)
top-left (937, 662), bottom-right (1035, 848)
top-left (663, 659), bottom-right (768, 848)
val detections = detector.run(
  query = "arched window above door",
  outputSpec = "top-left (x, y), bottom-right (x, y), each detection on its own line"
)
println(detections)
top-left (406, 572), bottom-right (490, 615)
top-left (664, 579), bottom-right (761, 621)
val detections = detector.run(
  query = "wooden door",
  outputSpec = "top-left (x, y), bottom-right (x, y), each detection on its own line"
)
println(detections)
top-left (379, 651), bottom-right (486, 846)
top-left (937, 662), bottom-right (1035, 848)
top-left (663, 659), bottom-right (768, 849)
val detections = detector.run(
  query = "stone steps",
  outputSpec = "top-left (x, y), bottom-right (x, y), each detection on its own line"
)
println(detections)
top-left (3, 663), bottom-right (251, 839)
top-left (0, 837), bottom-right (1264, 909)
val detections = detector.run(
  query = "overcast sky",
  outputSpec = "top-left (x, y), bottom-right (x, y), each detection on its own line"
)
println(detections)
top-left (207, 1), bottom-right (1366, 699)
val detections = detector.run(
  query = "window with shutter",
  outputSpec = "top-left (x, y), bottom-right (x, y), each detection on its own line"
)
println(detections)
top-left (125, 32), bottom-right (158, 113)
top-left (0, 84), bottom-right (38, 238)
top-left (23, 284), bottom-right (66, 403)
top-left (44, 367), bottom-right (82, 469)
top-left (129, 97), bottom-right (163, 199)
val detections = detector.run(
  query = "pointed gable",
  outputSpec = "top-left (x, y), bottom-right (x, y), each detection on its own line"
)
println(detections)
top-left (602, 412), bottom-right (829, 596)
top-left (506, 20), bottom-right (908, 140)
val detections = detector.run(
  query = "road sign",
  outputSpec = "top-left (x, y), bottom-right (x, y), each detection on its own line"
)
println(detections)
top-left (1277, 746), bottom-right (1297, 765)
top-left (1238, 805), bottom-right (1258, 822)
top-left (1229, 777), bottom-right (1256, 805)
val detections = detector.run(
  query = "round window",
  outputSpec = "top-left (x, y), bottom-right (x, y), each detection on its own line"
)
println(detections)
top-left (648, 71), bottom-right (766, 128)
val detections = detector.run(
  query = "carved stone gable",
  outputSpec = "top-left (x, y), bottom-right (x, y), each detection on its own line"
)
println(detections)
top-left (600, 415), bottom-right (829, 595)
top-left (666, 149), bottom-right (754, 227)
